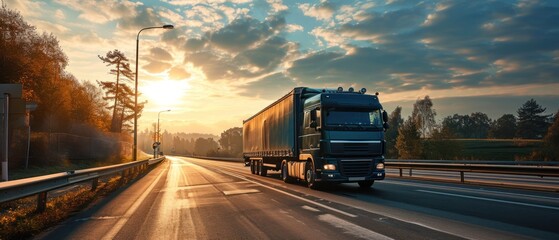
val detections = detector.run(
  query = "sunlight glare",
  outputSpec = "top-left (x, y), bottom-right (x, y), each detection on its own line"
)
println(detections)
top-left (141, 79), bottom-right (189, 107)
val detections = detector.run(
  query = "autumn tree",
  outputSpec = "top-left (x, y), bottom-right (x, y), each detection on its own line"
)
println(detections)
top-left (412, 96), bottom-right (436, 138)
top-left (395, 117), bottom-right (422, 159)
top-left (534, 110), bottom-right (559, 161)
top-left (489, 114), bottom-right (516, 139)
top-left (98, 49), bottom-right (135, 132)
top-left (516, 99), bottom-right (551, 139)
top-left (385, 106), bottom-right (403, 158)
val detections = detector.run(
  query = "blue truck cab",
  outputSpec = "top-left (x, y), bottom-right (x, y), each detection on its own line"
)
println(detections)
top-left (243, 87), bottom-right (388, 189)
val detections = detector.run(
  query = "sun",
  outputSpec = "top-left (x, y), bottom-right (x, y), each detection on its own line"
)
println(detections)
top-left (141, 79), bottom-right (189, 107)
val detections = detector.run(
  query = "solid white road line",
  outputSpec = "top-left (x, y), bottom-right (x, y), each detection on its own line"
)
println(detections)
top-left (417, 190), bottom-right (559, 211)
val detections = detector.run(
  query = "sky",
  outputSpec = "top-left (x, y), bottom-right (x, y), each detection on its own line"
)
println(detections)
top-left (6, 0), bottom-right (559, 135)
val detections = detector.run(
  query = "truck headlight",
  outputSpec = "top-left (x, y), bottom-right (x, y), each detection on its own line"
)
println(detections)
top-left (324, 164), bottom-right (336, 171)
top-left (376, 163), bottom-right (385, 170)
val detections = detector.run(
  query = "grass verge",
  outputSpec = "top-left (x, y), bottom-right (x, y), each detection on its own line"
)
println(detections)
top-left (0, 174), bottom-right (134, 240)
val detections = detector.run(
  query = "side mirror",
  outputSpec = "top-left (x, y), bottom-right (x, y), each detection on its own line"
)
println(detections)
top-left (383, 122), bottom-right (390, 130)
top-left (310, 109), bottom-right (317, 121)
top-left (382, 110), bottom-right (389, 123)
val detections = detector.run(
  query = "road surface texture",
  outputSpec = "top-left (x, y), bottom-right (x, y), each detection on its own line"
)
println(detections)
top-left (37, 156), bottom-right (559, 240)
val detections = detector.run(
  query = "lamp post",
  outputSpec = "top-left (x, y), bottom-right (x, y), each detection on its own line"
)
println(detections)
top-left (133, 24), bottom-right (174, 161)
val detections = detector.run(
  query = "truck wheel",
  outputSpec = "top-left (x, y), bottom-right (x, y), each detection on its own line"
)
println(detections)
top-left (358, 180), bottom-right (374, 189)
top-left (250, 160), bottom-right (256, 174)
top-left (281, 160), bottom-right (293, 183)
top-left (259, 161), bottom-right (267, 176)
top-left (305, 161), bottom-right (319, 189)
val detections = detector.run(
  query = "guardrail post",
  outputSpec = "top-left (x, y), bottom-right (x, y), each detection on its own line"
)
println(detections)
top-left (460, 172), bottom-right (464, 183)
top-left (409, 169), bottom-right (412, 177)
top-left (37, 192), bottom-right (47, 212)
top-left (399, 168), bottom-right (403, 177)
top-left (91, 177), bottom-right (99, 191)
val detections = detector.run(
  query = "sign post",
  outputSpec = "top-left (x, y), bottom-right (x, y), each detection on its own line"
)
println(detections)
top-left (1, 84), bottom-right (22, 182)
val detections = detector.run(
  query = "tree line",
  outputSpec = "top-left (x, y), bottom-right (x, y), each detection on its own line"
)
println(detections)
top-left (140, 127), bottom-right (243, 157)
top-left (385, 96), bottom-right (559, 161)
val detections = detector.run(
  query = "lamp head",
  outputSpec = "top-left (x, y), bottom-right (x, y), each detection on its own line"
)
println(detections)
top-left (163, 24), bottom-right (174, 29)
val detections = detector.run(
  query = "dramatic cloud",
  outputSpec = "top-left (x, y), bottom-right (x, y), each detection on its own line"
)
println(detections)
top-left (182, 15), bottom-right (299, 82)
top-left (55, 0), bottom-right (140, 24)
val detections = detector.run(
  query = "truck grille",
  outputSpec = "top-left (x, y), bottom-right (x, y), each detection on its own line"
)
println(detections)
top-left (330, 141), bottom-right (382, 155)
top-left (339, 160), bottom-right (372, 177)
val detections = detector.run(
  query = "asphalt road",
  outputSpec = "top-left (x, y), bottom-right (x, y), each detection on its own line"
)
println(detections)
top-left (37, 156), bottom-right (559, 240)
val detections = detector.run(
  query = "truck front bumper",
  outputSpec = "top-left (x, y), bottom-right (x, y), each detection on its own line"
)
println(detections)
top-left (317, 170), bottom-right (385, 183)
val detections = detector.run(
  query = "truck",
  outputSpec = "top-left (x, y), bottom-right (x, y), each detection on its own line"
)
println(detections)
top-left (243, 87), bottom-right (389, 189)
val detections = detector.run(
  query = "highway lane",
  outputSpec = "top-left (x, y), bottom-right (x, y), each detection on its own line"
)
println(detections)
top-left (36, 156), bottom-right (559, 240)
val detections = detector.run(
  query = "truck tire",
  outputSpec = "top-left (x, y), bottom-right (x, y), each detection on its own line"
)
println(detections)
top-left (305, 161), bottom-right (319, 189)
top-left (250, 160), bottom-right (256, 174)
top-left (259, 161), bottom-right (267, 176)
top-left (281, 160), bottom-right (294, 183)
top-left (358, 180), bottom-right (374, 189)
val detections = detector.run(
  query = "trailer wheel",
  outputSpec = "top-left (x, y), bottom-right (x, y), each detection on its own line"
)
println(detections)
top-left (259, 161), bottom-right (267, 176)
top-left (281, 160), bottom-right (293, 183)
top-left (358, 180), bottom-right (374, 189)
top-left (305, 161), bottom-right (319, 189)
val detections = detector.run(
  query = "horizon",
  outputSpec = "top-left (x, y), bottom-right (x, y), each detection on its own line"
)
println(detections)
top-left (7, 0), bottom-right (559, 135)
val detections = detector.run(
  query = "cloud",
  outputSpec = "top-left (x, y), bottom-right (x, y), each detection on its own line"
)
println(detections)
top-left (149, 47), bottom-right (173, 61)
top-left (117, 8), bottom-right (164, 31)
top-left (181, 15), bottom-right (299, 82)
top-left (169, 66), bottom-right (191, 80)
top-left (239, 72), bottom-right (297, 99)
top-left (298, 1), bottom-right (336, 21)
top-left (55, 0), bottom-right (140, 24)
top-left (288, 0), bottom-right (559, 94)
top-left (143, 61), bottom-right (172, 74)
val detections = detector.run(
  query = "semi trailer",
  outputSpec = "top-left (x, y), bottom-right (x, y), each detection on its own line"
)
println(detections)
top-left (243, 87), bottom-right (389, 189)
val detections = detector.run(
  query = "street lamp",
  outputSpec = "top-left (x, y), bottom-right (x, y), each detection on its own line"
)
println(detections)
top-left (133, 24), bottom-right (174, 161)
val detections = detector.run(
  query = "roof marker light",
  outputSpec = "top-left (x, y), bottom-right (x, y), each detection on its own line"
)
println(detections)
top-left (360, 88), bottom-right (367, 94)
top-left (337, 87), bottom-right (343, 92)
top-left (348, 87), bottom-right (354, 92)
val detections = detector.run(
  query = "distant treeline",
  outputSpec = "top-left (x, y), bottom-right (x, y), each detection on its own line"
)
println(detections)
top-left (385, 96), bottom-right (559, 161)
top-left (139, 127), bottom-right (242, 158)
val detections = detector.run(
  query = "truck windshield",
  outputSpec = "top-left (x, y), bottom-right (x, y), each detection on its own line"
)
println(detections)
top-left (325, 109), bottom-right (383, 128)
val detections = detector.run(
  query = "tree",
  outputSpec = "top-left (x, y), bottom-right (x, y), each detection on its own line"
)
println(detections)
top-left (516, 99), bottom-right (551, 139)
top-left (412, 96), bottom-right (436, 138)
top-left (98, 50), bottom-right (134, 132)
top-left (218, 127), bottom-right (243, 156)
top-left (385, 106), bottom-right (403, 158)
top-left (468, 112), bottom-right (491, 138)
top-left (442, 113), bottom-right (491, 138)
top-left (194, 138), bottom-right (219, 156)
top-left (395, 117), bottom-right (422, 159)
top-left (489, 114), bottom-right (516, 139)
top-left (532, 110), bottom-right (559, 161)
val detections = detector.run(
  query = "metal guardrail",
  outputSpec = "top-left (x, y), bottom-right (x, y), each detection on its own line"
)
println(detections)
top-left (386, 161), bottom-right (559, 182)
top-left (0, 156), bottom-right (165, 212)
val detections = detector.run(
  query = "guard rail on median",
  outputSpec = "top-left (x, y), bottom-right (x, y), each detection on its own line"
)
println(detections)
top-left (0, 156), bottom-right (165, 212)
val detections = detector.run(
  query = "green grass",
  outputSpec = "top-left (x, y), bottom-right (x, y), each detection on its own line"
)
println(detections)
top-left (454, 139), bottom-right (542, 161)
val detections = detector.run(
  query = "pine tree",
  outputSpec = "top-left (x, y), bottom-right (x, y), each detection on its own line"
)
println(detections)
top-left (98, 50), bottom-right (135, 132)
top-left (516, 99), bottom-right (551, 139)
